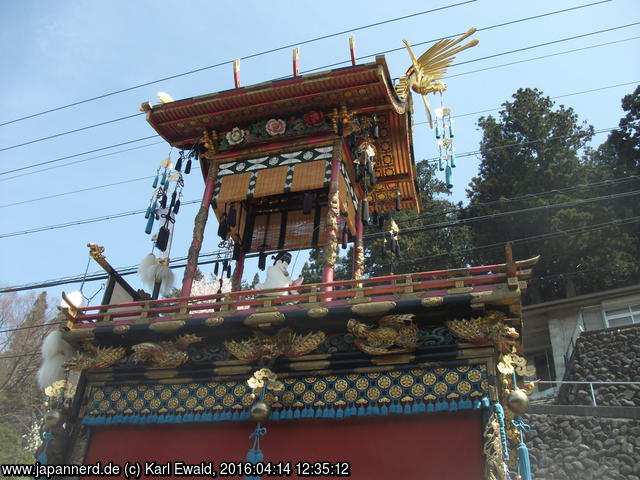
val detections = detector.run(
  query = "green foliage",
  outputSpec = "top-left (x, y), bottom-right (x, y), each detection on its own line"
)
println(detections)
top-left (0, 423), bottom-right (33, 471)
top-left (467, 87), bottom-right (638, 302)
top-left (300, 162), bottom-right (472, 280)
top-left (0, 291), bottom-right (54, 458)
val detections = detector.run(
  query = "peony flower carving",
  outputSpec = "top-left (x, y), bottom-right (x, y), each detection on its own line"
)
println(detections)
top-left (303, 110), bottom-right (324, 127)
top-left (265, 118), bottom-right (286, 136)
top-left (226, 127), bottom-right (248, 145)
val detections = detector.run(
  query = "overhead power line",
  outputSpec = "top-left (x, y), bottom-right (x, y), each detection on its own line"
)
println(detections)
top-left (0, 200), bottom-right (200, 239)
top-left (298, 9), bottom-right (629, 75)
top-left (2, 187), bottom-right (638, 292)
top-left (365, 189), bottom-right (640, 239)
top-left (422, 126), bottom-right (616, 164)
top-left (414, 80), bottom-right (640, 126)
top-left (0, 259), bottom-right (636, 339)
top-left (0, 141), bottom-right (165, 183)
top-left (3, 21), bottom-right (632, 174)
top-left (447, 36), bottom-right (640, 80)
top-left (395, 175), bottom-right (640, 225)
top-left (1, 5), bottom-right (619, 154)
top-left (0, 124), bottom-right (628, 236)
top-left (0, 113), bottom-right (144, 153)
top-left (0, 215), bottom-right (637, 337)
top-left (393, 215), bottom-right (640, 266)
top-left (0, 0), bottom-right (612, 136)
top-left (0, 80), bottom-right (640, 208)
top-left (0, 136), bottom-right (157, 176)
top-left (0, 0), bottom-right (478, 127)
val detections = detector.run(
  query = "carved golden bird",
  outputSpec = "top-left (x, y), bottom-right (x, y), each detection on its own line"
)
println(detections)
top-left (396, 28), bottom-right (479, 128)
top-left (225, 328), bottom-right (325, 362)
top-left (63, 344), bottom-right (126, 370)
top-left (347, 314), bottom-right (419, 355)
top-left (131, 334), bottom-right (201, 368)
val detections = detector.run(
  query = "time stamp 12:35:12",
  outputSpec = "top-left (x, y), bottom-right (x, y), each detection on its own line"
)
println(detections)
top-left (217, 461), bottom-right (351, 477)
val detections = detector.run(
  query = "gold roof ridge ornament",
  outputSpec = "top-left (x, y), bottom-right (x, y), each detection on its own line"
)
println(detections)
top-left (396, 28), bottom-right (479, 127)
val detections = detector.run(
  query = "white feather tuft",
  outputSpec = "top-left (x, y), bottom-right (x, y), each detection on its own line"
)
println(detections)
top-left (157, 265), bottom-right (175, 297)
top-left (138, 253), bottom-right (159, 287)
top-left (37, 331), bottom-right (75, 390)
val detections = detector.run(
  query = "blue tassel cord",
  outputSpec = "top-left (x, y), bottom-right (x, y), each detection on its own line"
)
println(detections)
top-left (245, 425), bottom-right (267, 480)
top-left (493, 403), bottom-right (510, 462)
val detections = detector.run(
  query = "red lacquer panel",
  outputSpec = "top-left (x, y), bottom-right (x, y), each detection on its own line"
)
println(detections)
top-left (84, 411), bottom-right (483, 480)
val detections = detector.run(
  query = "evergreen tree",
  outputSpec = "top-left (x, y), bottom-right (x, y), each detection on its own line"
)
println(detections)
top-left (300, 161), bottom-right (472, 280)
top-left (467, 87), bottom-right (637, 302)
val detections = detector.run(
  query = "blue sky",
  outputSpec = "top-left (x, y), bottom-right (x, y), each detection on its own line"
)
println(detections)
top-left (0, 0), bottom-right (638, 306)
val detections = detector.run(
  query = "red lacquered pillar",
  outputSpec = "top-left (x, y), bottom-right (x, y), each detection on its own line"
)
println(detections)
top-left (180, 164), bottom-right (217, 297)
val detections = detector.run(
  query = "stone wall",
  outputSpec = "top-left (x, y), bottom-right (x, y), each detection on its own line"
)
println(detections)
top-left (557, 324), bottom-right (640, 406)
top-left (526, 413), bottom-right (640, 480)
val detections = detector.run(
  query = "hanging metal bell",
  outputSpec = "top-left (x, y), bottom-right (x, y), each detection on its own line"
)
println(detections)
top-left (507, 389), bottom-right (530, 414)
top-left (251, 401), bottom-right (270, 422)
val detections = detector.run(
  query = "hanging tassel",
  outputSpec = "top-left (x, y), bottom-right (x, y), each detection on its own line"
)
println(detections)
top-left (435, 123), bottom-right (441, 139)
top-left (367, 161), bottom-right (376, 186)
top-left (226, 264), bottom-right (232, 278)
top-left (451, 153), bottom-right (457, 168)
top-left (371, 211), bottom-right (378, 226)
top-left (152, 175), bottom-right (159, 188)
top-left (214, 261), bottom-right (220, 277)
top-left (168, 191), bottom-right (177, 212)
top-left (303, 192), bottom-right (314, 214)
top-left (445, 165), bottom-right (453, 189)
top-left (232, 242), bottom-right (242, 261)
top-left (355, 164), bottom-right (363, 183)
top-left (258, 249), bottom-right (267, 271)
top-left (145, 214), bottom-right (155, 234)
top-left (227, 205), bottom-right (237, 227)
top-left (393, 238), bottom-right (401, 257)
top-left (372, 115), bottom-right (379, 139)
top-left (361, 199), bottom-right (369, 225)
top-left (185, 158), bottom-right (192, 174)
top-left (449, 122), bottom-right (455, 138)
top-left (160, 171), bottom-right (167, 185)
top-left (155, 226), bottom-right (170, 251)
top-left (160, 193), bottom-right (168, 209)
top-left (395, 192), bottom-right (401, 212)
top-left (341, 224), bottom-right (348, 249)
top-left (438, 157), bottom-right (444, 172)
top-left (175, 154), bottom-right (183, 172)
top-left (378, 213), bottom-right (384, 230)
top-left (145, 203), bottom-right (153, 219)
top-left (217, 215), bottom-right (228, 240)
top-left (518, 441), bottom-right (532, 480)
top-left (337, 118), bottom-right (344, 136)
top-left (222, 259), bottom-right (228, 274)
top-left (173, 198), bottom-right (181, 214)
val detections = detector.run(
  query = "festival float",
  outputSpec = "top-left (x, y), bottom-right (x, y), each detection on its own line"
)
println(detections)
top-left (37, 29), bottom-right (539, 480)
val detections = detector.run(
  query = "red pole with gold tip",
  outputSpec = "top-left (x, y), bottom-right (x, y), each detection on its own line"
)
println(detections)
top-left (349, 36), bottom-right (356, 66)
top-left (293, 48), bottom-right (299, 77)
top-left (233, 59), bottom-right (241, 88)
